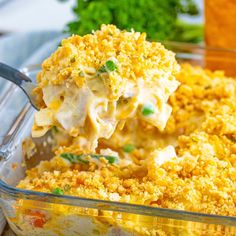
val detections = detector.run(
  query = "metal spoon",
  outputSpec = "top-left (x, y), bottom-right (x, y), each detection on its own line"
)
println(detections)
top-left (0, 62), bottom-right (39, 110)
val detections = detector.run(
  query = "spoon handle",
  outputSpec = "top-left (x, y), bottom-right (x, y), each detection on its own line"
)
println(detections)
top-left (0, 62), bottom-right (32, 86)
top-left (0, 62), bottom-right (39, 110)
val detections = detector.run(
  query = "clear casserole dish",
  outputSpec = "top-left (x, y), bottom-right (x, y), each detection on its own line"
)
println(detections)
top-left (0, 42), bottom-right (236, 236)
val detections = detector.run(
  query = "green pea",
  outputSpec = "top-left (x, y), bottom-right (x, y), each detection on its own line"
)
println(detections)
top-left (141, 103), bottom-right (155, 116)
top-left (52, 187), bottom-right (64, 195)
top-left (99, 60), bottom-right (118, 73)
top-left (123, 144), bottom-right (135, 153)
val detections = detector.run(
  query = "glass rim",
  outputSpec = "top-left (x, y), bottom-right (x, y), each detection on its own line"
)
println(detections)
top-left (1, 179), bottom-right (236, 226)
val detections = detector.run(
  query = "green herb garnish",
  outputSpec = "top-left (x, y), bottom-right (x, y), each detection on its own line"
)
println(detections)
top-left (141, 103), bottom-right (155, 116)
top-left (99, 60), bottom-right (118, 73)
top-left (79, 71), bottom-right (84, 77)
top-left (51, 125), bottom-right (59, 133)
top-left (191, 136), bottom-right (198, 142)
top-left (60, 153), bottom-right (89, 164)
top-left (52, 187), bottom-right (64, 195)
top-left (123, 144), bottom-right (135, 153)
top-left (60, 153), bottom-right (118, 164)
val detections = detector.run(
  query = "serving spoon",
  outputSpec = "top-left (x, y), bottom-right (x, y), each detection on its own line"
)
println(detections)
top-left (0, 62), bottom-right (54, 168)
top-left (0, 63), bottom-right (119, 169)
top-left (0, 62), bottom-right (39, 110)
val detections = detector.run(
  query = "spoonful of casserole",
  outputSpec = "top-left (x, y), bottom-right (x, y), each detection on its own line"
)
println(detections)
top-left (0, 25), bottom-right (180, 152)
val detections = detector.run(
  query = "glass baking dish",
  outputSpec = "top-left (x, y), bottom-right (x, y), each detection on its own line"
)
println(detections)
top-left (0, 42), bottom-right (236, 236)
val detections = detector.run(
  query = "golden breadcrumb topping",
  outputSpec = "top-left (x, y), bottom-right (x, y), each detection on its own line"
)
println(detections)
top-left (18, 64), bottom-right (236, 217)
top-left (37, 24), bottom-right (178, 87)
top-left (166, 63), bottom-right (236, 136)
